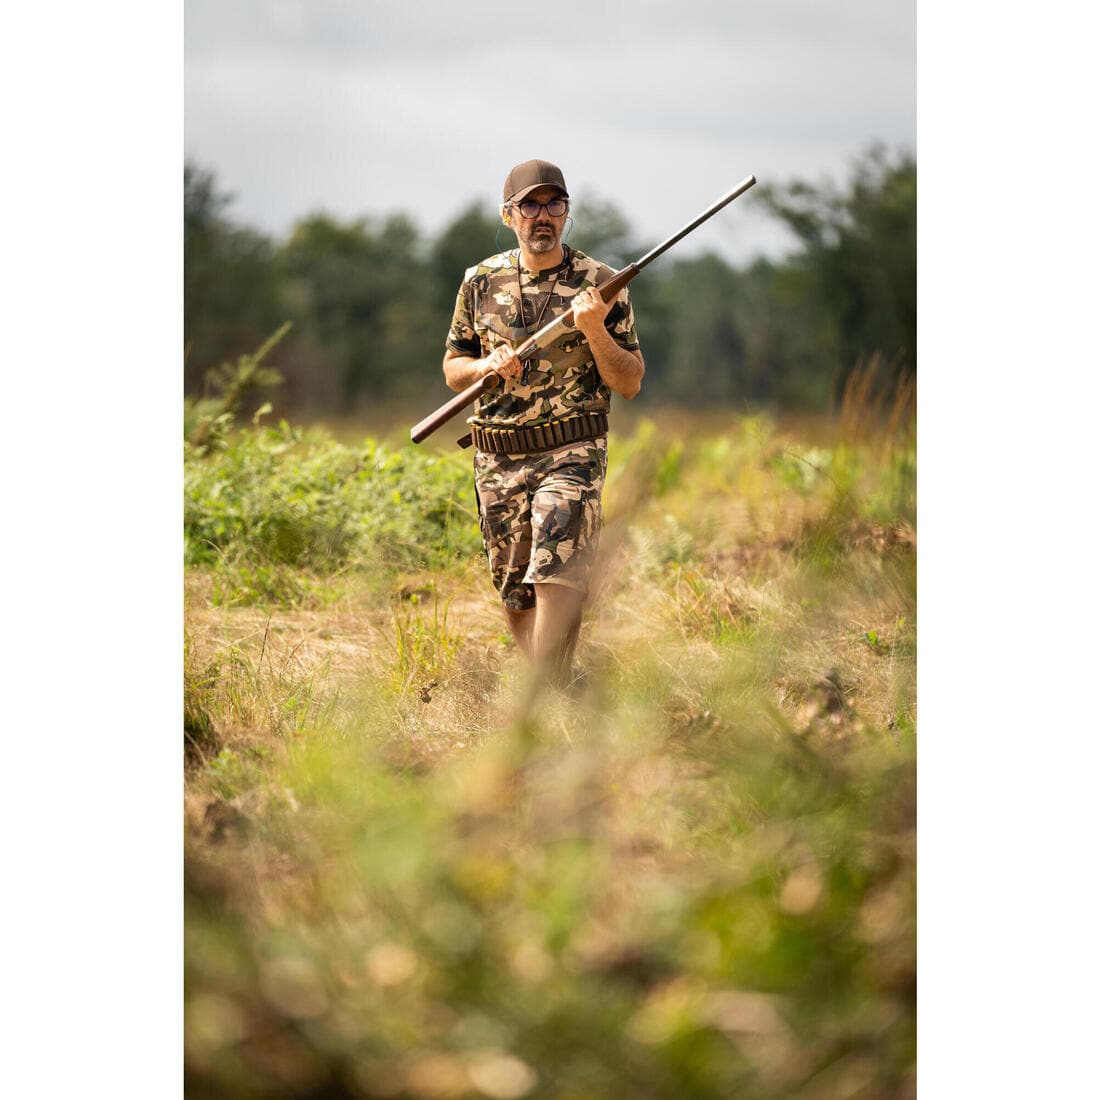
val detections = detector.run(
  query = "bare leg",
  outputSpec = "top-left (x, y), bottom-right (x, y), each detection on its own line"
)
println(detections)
top-left (503, 607), bottom-right (534, 658)
top-left (531, 582), bottom-right (585, 683)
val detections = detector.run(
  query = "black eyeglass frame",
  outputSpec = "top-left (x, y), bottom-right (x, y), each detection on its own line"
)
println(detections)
top-left (510, 197), bottom-right (570, 219)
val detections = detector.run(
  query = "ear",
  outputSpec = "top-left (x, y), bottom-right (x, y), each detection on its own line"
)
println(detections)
top-left (501, 205), bottom-right (511, 225)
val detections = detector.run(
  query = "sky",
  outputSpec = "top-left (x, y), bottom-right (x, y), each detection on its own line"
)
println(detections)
top-left (185, 0), bottom-right (915, 264)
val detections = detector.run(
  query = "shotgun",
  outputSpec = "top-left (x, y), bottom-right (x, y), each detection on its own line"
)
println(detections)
top-left (410, 174), bottom-right (756, 446)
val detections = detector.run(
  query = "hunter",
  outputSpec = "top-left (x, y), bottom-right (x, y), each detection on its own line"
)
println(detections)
top-left (442, 159), bottom-right (645, 685)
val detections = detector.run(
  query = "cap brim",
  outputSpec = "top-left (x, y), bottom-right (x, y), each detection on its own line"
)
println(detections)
top-left (508, 183), bottom-right (569, 204)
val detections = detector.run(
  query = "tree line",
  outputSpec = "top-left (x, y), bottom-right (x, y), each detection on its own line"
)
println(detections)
top-left (185, 145), bottom-right (915, 416)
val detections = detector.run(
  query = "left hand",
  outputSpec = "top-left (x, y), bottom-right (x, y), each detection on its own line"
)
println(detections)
top-left (571, 286), bottom-right (610, 340)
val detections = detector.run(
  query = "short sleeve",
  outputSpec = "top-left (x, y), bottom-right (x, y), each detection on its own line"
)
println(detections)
top-left (606, 286), bottom-right (640, 352)
top-left (446, 278), bottom-right (482, 357)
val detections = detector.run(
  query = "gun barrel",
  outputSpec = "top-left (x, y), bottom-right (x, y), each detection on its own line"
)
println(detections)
top-left (634, 175), bottom-right (756, 271)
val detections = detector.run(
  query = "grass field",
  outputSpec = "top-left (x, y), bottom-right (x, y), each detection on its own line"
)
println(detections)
top-left (184, 387), bottom-right (915, 1098)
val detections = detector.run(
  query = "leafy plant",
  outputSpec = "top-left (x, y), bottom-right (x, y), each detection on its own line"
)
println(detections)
top-left (388, 587), bottom-right (461, 697)
top-left (185, 323), bottom-right (290, 454)
top-left (185, 422), bottom-right (480, 604)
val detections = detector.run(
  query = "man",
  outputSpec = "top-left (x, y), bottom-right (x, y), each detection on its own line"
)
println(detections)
top-left (443, 159), bottom-right (645, 684)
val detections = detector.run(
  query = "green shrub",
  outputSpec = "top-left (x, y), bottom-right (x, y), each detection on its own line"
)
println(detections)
top-left (185, 423), bottom-right (481, 602)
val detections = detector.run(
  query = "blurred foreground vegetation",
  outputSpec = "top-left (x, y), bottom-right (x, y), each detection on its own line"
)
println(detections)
top-left (185, 363), bottom-right (916, 1098)
top-left (185, 145), bottom-right (915, 417)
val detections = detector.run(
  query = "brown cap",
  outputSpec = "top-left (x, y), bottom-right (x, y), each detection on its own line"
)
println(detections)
top-left (502, 159), bottom-right (568, 204)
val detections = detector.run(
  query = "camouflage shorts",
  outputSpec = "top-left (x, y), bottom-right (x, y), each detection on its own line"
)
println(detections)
top-left (474, 438), bottom-right (608, 611)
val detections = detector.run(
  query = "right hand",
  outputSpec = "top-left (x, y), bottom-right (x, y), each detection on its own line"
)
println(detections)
top-left (481, 344), bottom-right (523, 382)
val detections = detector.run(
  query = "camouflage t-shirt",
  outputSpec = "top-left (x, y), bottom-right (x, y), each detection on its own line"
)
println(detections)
top-left (446, 245), bottom-right (640, 428)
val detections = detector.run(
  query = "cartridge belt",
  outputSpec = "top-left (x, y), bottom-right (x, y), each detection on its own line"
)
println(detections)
top-left (468, 412), bottom-right (608, 455)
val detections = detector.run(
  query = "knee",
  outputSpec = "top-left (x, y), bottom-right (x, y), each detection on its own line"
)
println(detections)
top-left (533, 581), bottom-right (585, 612)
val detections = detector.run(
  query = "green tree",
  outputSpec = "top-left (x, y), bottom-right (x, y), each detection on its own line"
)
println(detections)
top-left (181, 151), bottom-right (916, 418)
top-left (184, 162), bottom-right (284, 394)
top-left (567, 195), bottom-right (638, 270)
top-left (642, 253), bottom-right (747, 402)
top-left (278, 213), bottom-right (446, 410)
top-left (755, 145), bottom-right (916, 397)
top-left (430, 202), bottom-right (502, 311)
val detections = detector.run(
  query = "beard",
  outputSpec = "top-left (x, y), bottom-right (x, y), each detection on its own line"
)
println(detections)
top-left (519, 221), bottom-right (560, 254)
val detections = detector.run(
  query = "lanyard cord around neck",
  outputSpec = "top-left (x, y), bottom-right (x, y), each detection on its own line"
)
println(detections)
top-left (516, 244), bottom-right (569, 386)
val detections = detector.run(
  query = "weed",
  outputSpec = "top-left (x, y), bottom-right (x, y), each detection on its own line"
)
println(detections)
top-left (185, 323), bottom-right (290, 454)
top-left (185, 427), bottom-right (480, 605)
top-left (388, 587), bottom-right (461, 697)
top-left (772, 444), bottom-right (834, 495)
top-left (184, 633), bottom-right (221, 763)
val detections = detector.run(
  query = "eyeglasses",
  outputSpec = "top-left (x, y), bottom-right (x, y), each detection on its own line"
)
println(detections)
top-left (512, 197), bottom-right (569, 219)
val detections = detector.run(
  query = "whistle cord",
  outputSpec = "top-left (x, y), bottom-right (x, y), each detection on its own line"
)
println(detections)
top-left (515, 243), bottom-right (569, 386)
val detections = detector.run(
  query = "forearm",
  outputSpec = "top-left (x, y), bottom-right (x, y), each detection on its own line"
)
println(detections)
top-left (443, 344), bottom-right (523, 393)
top-left (442, 352), bottom-right (485, 393)
top-left (585, 326), bottom-right (644, 399)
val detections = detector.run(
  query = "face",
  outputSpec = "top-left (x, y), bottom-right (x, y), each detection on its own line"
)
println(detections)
top-left (504, 186), bottom-right (569, 255)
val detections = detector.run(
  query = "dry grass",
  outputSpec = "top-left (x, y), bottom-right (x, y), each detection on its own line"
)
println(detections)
top-left (186, 402), bottom-right (916, 779)
top-left (184, 397), bottom-right (916, 1099)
